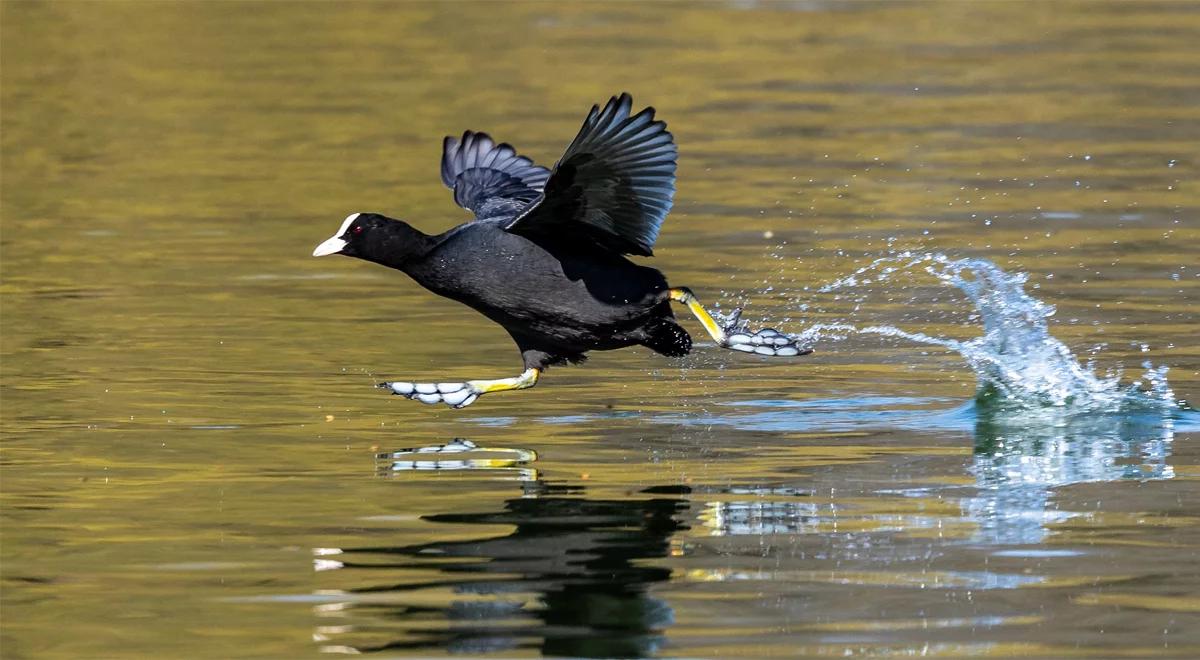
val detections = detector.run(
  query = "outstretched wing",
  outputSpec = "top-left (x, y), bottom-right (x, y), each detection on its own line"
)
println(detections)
top-left (441, 131), bottom-right (551, 219)
top-left (505, 93), bottom-right (677, 257)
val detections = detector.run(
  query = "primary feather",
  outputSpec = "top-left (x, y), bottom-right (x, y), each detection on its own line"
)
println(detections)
top-left (506, 93), bottom-right (677, 256)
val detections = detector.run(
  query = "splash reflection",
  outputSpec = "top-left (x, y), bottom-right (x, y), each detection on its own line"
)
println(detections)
top-left (313, 480), bottom-right (689, 657)
top-left (686, 401), bottom-right (1184, 550)
top-left (967, 408), bottom-right (1176, 545)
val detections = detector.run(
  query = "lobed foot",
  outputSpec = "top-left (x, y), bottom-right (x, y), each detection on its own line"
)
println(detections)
top-left (376, 380), bottom-right (481, 408)
top-left (717, 308), bottom-right (813, 357)
top-left (377, 368), bottom-right (539, 410)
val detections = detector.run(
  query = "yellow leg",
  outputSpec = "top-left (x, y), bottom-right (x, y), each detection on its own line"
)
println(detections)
top-left (468, 368), bottom-right (541, 394)
top-left (669, 287), bottom-right (811, 357)
top-left (669, 287), bottom-right (727, 344)
top-left (379, 368), bottom-right (541, 409)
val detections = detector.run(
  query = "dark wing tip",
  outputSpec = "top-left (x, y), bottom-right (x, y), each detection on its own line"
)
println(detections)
top-left (507, 92), bottom-right (677, 255)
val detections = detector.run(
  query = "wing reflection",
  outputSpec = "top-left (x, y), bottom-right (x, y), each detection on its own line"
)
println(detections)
top-left (314, 479), bottom-right (689, 657)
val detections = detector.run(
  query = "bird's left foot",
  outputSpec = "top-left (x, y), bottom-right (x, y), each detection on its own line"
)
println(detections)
top-left (716, 308), bottom-right (813, 357)
top-left (376, 368), bottom-right (541, 409)
top-left (376, 381), bottom-right (481, 408)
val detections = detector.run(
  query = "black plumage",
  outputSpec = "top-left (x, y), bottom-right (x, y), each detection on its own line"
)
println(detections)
top-left (313, 93), bottom-right (806, 408)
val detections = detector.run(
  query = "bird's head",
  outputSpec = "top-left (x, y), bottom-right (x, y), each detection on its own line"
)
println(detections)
top-left (313, 212), bottom-right (434, 270)
top-left (312, 212), bottom-right (387, 259)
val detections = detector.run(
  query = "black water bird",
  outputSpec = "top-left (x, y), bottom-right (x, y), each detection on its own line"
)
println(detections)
top-left (321, 480), bottom-right (687, 656)
top-left (313, 93), bottom-right (809, 408)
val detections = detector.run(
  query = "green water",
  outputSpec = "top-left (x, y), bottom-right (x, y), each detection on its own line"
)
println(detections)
top-left (2, 1), bottom-right (1198, 657)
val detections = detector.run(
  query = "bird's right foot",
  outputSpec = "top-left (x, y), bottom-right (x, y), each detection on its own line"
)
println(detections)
top-left (669, 287), bottom-right (812, 357)
top-left (714, 307), bottom-right (812, 357)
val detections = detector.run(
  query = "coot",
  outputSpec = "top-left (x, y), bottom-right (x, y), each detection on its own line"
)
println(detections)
top-left (313, 93), bottom-right (809, 408)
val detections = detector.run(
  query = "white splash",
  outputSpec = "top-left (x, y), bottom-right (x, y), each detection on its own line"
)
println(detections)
top-left (795, 253), bottom-right (1177, 412)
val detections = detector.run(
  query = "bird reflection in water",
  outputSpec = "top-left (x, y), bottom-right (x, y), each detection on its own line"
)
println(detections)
top-left (315, 458), bottom-right (689, 657)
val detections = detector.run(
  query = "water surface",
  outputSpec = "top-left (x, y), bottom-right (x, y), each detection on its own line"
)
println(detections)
top-left (2, 1), bottom-right (1198, 657)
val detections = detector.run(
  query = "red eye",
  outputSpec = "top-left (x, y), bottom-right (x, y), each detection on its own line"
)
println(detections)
top-left (351, 225), bottom-right (364, 235)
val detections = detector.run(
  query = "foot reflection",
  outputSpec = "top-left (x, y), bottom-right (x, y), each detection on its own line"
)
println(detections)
top-left (376, 437), bottom-right (540, 481)
top-left (699, 485), bottom-right (821, 537)
top-left (314, 479), bottom-right (689, 657)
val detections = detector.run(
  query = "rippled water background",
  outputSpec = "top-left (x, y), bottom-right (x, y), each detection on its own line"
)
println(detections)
top-left (2, 1), bottom-right (1198, 658)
